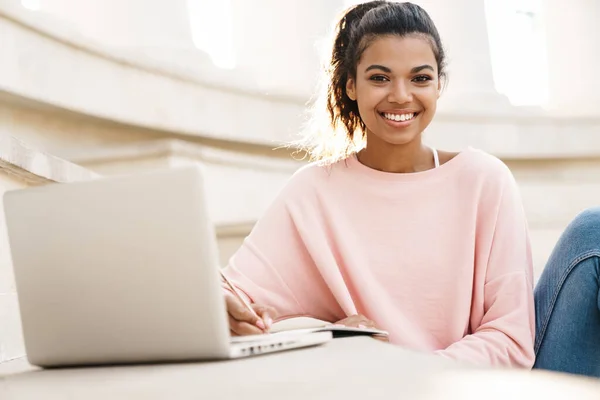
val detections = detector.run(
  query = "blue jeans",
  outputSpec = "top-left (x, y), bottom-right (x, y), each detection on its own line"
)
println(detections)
top-left (533, 207), bottom-right (600, 377)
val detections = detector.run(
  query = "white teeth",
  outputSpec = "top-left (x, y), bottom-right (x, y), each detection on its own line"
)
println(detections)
top-left (384, 112), bottom-right (415, 122)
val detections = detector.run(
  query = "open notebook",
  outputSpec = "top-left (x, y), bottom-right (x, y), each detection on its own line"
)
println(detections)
top-left (230, 317), bottom-right (388, 344)
top-left (269, 317), bottom-right (388, 338)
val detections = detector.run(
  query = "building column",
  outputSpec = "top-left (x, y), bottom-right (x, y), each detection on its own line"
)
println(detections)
top-left (230, 0), bottom-right (346, 98)
top-left (413, 0), bottom-right (511, 115)
top-left (543, 0), bottom-right (600, 116)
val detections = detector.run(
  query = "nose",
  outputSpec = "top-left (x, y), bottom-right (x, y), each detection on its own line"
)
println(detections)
top-left (388, 80), bottom-right (413, 104)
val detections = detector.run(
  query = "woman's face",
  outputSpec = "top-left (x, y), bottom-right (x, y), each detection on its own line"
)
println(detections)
top-left (346, 35), bottom-right (441, 148)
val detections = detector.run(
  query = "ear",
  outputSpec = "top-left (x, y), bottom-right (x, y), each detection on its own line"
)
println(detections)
top-left (346, 77), bottom-right (357, 101)
top-left (437, 78), bottom-right (442, 99)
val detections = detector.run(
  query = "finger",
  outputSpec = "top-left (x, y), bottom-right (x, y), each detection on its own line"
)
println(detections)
top-left (336, 315), bottom-right (366, 327)
top-left (373, 335), bottom-right (389, 343)
top-left (252, 304), bottom-right (278, 319)
top-left (337, 315), bottom-right (377, 329)
top-left (252, 305), bottom-right (278, 329)
top-left (334, 315), bottom-right (359, 326)
top-left (348, 314), bottom-right (368, 322)
top-left (359, 320), bottom-right (378, 329)
top-left (229, 315), bottom-right (264, 336)
top-left (335, 320), bottom-right (356, 327)
top-left (353, 315), bottom-right (378, 328)
top-left (225, 294), bottom-right (261, 325)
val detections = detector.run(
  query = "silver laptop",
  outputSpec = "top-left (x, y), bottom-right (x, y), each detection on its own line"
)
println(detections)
top-left (3, 166), bottom-right (331, 367)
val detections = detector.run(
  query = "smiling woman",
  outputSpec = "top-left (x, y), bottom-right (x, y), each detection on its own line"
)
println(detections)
top-left (221, 1), bottom-right (600, 378)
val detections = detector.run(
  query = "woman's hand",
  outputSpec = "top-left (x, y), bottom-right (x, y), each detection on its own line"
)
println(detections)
top-left (225, 293), bottom-right (277, 336)
top-left (335, 314), bottom-right (389, 342)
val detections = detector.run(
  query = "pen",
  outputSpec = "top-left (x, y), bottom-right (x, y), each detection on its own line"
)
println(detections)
top-left (219, 270), bottom-right (265, 328)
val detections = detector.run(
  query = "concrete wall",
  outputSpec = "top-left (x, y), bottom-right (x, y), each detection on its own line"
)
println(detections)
top-left (0, 174), bottom-right (27, 363)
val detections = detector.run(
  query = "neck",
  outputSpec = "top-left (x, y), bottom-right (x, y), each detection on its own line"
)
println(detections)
top-left (357, 134), bottom-right (432, 173)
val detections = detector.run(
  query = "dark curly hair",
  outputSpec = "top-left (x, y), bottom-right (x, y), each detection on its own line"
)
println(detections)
top-left (298, 1), bottom-right (447, 163)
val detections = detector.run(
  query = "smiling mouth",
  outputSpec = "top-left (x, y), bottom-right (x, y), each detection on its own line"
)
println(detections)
top-left (380, 112), bottom-right (419, 122)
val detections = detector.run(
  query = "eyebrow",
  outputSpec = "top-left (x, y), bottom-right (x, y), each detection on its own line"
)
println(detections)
top-left (410, 64), bottom-right (435, 73)
top-left (364, 64), bottom-right (435, 74)
top-left (365, 64), bottom-right (392, 73)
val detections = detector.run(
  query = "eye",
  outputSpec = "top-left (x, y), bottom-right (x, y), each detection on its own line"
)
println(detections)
top-left (369, 75), bottom-right (389, 82)
top-left (412, 75), bottom-right (433, 83)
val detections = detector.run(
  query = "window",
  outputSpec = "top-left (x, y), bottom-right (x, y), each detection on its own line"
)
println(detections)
top-left (21, 0), bottom-right (41, 11)
top-left (187, 0), bottom-right (236, 69)
top-left (485, 0), bottom-right (549, 106)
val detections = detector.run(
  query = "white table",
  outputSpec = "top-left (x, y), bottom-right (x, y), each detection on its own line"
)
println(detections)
top-left (1, 338), bottom-right (599, 399)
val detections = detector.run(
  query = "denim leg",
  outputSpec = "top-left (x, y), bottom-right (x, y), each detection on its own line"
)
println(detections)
top-left (533, 207), bottom-right (600, 377)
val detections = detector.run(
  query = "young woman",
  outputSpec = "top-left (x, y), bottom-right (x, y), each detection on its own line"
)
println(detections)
top-left (222, 1), bottom-right (600, 377)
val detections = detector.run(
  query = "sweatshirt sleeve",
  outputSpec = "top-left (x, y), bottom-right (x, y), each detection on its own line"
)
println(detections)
top-left (220, 168), bottom-right (342, 321)
top-left (436, 169), bottom-right (536, 368)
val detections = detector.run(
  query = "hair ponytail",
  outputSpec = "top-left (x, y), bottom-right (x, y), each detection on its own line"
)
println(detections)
top-left (326, 2), bottom-right (386, 150)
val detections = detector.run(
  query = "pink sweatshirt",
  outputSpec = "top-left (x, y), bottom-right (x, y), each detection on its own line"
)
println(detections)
top-left (223, 148), bottom-right (536, 367)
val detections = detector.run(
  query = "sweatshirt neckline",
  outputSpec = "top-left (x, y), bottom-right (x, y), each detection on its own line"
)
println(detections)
top-left (345, 147), bottom-right (476, 182)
